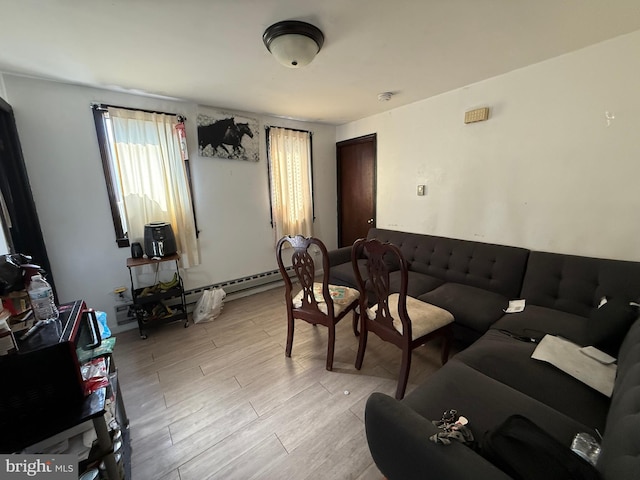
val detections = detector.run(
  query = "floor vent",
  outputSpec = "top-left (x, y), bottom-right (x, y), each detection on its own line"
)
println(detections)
top-left (114, 303), bottom-right (136, 326)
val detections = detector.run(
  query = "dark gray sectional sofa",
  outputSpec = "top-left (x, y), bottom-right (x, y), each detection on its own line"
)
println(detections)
top-left (328, 228), bottom-right (640, 479)
top-left (329, 228), bottom-right (531, 343)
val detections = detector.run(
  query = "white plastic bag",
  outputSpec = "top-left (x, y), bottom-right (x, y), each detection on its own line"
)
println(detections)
top-left (193, 287), bottom-right (226, 323)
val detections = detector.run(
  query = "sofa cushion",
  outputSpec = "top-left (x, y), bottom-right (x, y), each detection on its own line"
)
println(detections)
top-left (587, 298), bottom-right (638, 355)
top-left (491, 305), bottom-right (591, 345)
top-left (454, 330), bottom-right (610, 431)
top-left (368, 228), bottom-right (530, 299)
top-left (365, 393), bottom-right (512, 480)
top-left (419, 283), bottom-right (509, 334)
top-left (327, 245), bottom-right (353, 267)
top-left (521, 251), bottom-right (640, 318)
top-left (481, 414), bottom-right (601, 480)
top-left (388, 270), bottom-right (444, 298)
top-left (402, 360), bottom-right (596, 446)
top-left (329, 258), bottom-right (367, 288)
top-left (596, 318), bottom-right (640, 479)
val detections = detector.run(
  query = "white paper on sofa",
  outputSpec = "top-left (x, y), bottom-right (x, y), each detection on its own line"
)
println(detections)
top-left (531, 335), bottom-right (616, 397)
top-left (504, 299), bottom-right (525, 313)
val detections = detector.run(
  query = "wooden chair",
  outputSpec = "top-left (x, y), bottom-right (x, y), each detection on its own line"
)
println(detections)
top-left (352, 238), bottom-right (454, 399)
top-left (276, 235), bottom-right (360, 371)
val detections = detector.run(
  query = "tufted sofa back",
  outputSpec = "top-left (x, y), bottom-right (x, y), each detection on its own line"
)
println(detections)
top-left (366, 228), bottom-right (529, 299)
top-left (597, 317), bottom-right (640, 479)
top-left (520, 251), bottom-right (640, 317)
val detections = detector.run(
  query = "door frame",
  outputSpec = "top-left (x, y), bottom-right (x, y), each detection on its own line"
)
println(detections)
top-left (336, 133), bottom-right (377, 247)
top-left (0, 96), bottom-right (56, 296)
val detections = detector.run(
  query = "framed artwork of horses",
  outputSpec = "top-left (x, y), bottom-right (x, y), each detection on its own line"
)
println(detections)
top-left (197, 109), bottom-right (260, 161)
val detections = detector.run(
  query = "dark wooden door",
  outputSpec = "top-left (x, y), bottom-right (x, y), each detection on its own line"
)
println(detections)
top-left (337, 134), bottom-right (376, 247)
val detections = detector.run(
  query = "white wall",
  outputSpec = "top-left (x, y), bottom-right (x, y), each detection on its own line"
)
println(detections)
top-left (337, 30), bottom-right (640, 262)
top-left (1, 76), bottom-right (338, 332)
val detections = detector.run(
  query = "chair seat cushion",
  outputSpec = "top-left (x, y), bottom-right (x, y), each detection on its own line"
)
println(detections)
top-left (292, 283), bottom-right (359, 316)
top-left (368, 293), bottom-right (454, 340)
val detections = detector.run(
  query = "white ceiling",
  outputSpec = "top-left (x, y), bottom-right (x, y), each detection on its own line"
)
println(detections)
top-left (2, 0), bottom-right (640, 125)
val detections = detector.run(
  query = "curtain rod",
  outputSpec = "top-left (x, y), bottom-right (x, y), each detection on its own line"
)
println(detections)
top-left (91, 103), bottom-right (186, 121)
top-left (265, 125), bottom-right (313, 135)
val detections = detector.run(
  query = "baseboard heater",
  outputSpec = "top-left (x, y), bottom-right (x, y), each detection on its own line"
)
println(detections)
top-left (182, 267), bottom-right (294, 306)
top-left (114, 267), bottom-right (295, 325)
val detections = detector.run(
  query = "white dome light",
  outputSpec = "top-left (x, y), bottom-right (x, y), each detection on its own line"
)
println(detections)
top-left (263, 21), bottom-right (324, 69)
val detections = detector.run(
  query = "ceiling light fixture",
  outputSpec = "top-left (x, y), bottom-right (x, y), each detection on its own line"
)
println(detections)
top-left (263, 20), bottom-right (324, 68)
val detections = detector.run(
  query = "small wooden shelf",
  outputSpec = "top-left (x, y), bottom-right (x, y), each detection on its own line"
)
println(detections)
top-left (133, 285), bottom-right (183, 305)
top-left (140, 309), bottom-right (188, 326)
top-left (126, 254), bottom-right (188, 339)
top-left (126, 253), bottom-right (180, 268)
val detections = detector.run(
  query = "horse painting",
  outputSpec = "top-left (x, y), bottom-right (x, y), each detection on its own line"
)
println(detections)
top-left (197, 112), bottom-right (259, 161)
top-left (197, 117), bottom-right (236, 153)
top-left (222, 122), bottom-right (254, 156)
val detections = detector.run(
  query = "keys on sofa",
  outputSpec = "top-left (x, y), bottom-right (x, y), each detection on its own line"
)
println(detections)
top-left (430, 409), bottom-right (475, 446)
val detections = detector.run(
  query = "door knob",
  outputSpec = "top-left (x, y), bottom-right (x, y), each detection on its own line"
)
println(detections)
top-left (367, 218), bottom-right (374, 224)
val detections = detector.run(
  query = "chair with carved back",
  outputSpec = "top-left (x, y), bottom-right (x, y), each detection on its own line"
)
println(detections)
top-left (352, 238), bottom-right (454, 399)
top-left (276, 235), bottom-right (360, 371)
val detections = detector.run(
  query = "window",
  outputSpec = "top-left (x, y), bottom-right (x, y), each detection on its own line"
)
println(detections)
top-left (93, 105), bottom-right (199, 267)
top-left (266, 127), bottom-right (314, 243)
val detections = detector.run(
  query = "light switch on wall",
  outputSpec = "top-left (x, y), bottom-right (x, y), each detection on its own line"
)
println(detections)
top-left (417, 184), bottom-right (425, 196)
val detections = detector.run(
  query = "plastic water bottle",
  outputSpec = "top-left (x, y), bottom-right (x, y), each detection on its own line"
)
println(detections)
top-left (27, 274), bottom-right (58, 321)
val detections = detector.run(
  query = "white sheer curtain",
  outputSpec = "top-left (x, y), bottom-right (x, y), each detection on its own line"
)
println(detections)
top-left (268, 127), bottom-right (313, 243)
top-left (108, 107), bottom-right (199, 267)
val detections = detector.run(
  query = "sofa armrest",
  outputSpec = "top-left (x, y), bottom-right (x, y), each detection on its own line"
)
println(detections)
top-left (365, 393), bottom-right (511, 480)
top-left (328, 245), bottom-right (353, 267)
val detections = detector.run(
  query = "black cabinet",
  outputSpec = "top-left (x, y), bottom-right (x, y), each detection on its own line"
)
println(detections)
top-left (127, 253), bottom-right (188, 339)
top-left (0, 300), bottom-right (130, 478)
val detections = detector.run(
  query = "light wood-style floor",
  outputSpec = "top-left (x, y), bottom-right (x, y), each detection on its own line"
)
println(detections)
top-left (114, 286), bottom-right (449, 480)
